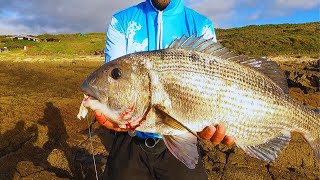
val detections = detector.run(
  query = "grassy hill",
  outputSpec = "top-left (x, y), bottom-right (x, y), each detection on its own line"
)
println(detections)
top-left (0, 33), bottom-right (106, 57)
top-left (216, 22), bottom-right (319, 57)
top-left (0, 22), bottom-right (319, 57)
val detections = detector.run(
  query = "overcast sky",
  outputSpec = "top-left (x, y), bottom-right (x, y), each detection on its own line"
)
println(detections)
top-left (0, 0), bottom-right (319, 35)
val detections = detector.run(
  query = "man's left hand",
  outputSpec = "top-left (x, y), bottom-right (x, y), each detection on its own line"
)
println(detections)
top-left (197, 125), bottom-right (235, 146)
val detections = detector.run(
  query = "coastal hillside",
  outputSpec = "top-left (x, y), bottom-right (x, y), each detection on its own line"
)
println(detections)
top-left (0, 22), bottom-right (319, 57)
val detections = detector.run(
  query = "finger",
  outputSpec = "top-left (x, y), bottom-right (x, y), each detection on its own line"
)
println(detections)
top-left (198, 126), bottom-right (216, 140)
top-left (210, 125), bottom-right (226, 144)
top-left (101, 118), bottom-right (129, 132)
top-left (94, 111), bottom-right (129, 132)
top-left (221, 136), bottom-right (235, 147)
top-left (102, 119), bottom-right (116, 128)
top-left (95, 112), bottom-right (108, 125)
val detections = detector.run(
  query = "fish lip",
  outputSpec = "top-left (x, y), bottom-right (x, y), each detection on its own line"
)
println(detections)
top-left (86, 94), bottom-right (98, 100)
top-left (84, 90), bottom-right (100, 102)
top-left (82, 86), bottom-right (99, 100)
top-left (81, 79), bottom-right (101, 101)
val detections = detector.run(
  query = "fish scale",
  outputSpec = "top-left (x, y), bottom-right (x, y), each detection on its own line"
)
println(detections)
top-left (156, 49), bottom-right (319, 143)
top-left (157, 52), bottom-right (278, 97)
top-left (80, 35), bottom-right (319, 169)
top-left (148, 49), bottom-right (317, 143)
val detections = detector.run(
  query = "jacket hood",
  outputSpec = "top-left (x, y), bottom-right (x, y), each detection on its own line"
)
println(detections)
top-left (146, 0), bottom-right (184, 15)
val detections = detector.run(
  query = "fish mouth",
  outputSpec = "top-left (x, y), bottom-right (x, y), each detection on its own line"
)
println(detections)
top-left (81, 80), bottom-right (101, 101)
top-left (85, 92), bottom-right (99, 101)
top-left (83, 90), bottom-right (101, 103)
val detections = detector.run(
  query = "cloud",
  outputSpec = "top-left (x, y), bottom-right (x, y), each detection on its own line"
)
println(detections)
top-left (185, 0), bottom-right (237, 28)
top-left (0, 0), bottom-right (142, 35)
top-left (247, 12), bottom-right (261, 21)
top-left (186, 0), bottom-right (236, 20)
top-left (246, 0), bottom-right (320, 18)
top-left (0, 0), bottom-right (318, 35)
top-left (0, 16), bottom-right (34, 35)
top-left (241, 0), bottom-right (259, 7)
top-left (274, 0), bottom-right (320, 9)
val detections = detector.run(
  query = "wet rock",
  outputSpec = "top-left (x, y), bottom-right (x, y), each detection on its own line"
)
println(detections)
top-left (205, 161), bottom-right (225, 180)
top-left (228, 147), bottom-right (268, 168)
top-left (268, 166), bottom-right (315, 180)
top-left (277, 58), bottom-right (319, 93)
top-left (220, 165), bottom-right (272, 180)
top-left (21, 172), bottom-right (68, 180)
top-left (289, 88), bottom-right (320, 108)
top-left (15, 161), bottom-right (44, 177)
top-left (47, 149), bottom-right (71, 174)
top-left (14, 161), bottom-right (68, 179)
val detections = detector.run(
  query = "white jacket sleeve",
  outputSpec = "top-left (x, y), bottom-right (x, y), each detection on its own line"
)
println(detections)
top-left (104, 16), bottom-right (126, 63)
top-left (201, 19), bottom-right (217, 43)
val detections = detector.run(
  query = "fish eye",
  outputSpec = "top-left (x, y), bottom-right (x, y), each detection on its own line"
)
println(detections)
top-left (111, 68), bottom-right (122, 80)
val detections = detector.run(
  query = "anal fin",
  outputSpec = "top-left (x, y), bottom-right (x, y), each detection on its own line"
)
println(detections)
top-left (237, 130), bottom-right (291, 162)
top-left (163, 133), bottom-right (199, 169)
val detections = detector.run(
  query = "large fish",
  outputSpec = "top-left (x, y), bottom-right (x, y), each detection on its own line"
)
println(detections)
top-left (78, 35), bottom-right (319, 169)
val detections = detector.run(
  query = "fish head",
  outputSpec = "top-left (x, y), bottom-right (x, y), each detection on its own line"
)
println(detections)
top-left (81, 54), bottom-right (151, 128)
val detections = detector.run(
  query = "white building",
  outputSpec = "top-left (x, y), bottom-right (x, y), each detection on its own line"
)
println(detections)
top-left (8, 35), bottom-right (40, 42)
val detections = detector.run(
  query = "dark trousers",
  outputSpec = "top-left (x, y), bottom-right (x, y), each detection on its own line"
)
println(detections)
top-left (103, 132), bottom-right (208, 180)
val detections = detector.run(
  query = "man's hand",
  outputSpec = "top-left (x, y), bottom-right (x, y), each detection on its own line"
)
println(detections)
top-left (95, 110), bottom-right (129, 132)
top-left (198, 125), bottom-right (235, 146)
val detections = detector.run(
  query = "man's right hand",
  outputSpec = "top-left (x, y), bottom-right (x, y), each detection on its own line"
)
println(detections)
top-left (95, 110), bottom-right (129, 132)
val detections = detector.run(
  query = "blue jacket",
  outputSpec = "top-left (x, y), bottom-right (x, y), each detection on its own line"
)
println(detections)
top-left (104, 0), bottom-right (217, 138)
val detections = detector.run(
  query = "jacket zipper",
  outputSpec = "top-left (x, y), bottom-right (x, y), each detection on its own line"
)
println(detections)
top-left (157, 11), bottom-right (163, 50)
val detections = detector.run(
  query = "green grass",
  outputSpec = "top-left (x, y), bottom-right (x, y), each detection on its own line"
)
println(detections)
top-left (216, 22), bottom-right (320, 57)
top-left (0, 33), bottom-right (106, 57)
top-left (0, 22), bottom-right (319, 57)
top-left (29, 33), bottom-right (106, 57)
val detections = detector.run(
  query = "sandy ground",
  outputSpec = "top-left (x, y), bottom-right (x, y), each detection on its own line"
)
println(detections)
top-left (0, 55), bottom-right (319, 179)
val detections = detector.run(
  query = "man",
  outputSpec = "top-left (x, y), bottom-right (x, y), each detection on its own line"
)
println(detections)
top-left (95, 0), bottom-right (235, 179)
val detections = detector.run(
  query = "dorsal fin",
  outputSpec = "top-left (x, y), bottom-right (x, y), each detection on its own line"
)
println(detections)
top-left (168, 35), bottom-right (289, 94)
top-left (168, 35), bottom-right (224, 56)
top-left (239, 58), bottom-right (289, 93)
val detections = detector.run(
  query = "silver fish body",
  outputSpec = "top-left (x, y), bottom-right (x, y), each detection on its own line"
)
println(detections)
top-left (138, 48), bottom-right (319, 143)
top-left (80, 36), bottom-right (320, 169)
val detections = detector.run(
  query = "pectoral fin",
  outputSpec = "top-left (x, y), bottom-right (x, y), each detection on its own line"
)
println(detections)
top-left (155, 106), bottom-right (200, 139)
top-left (163, 133), bottom-right (199, 169)
top-left (152, 106), bottom-right (201, 169)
